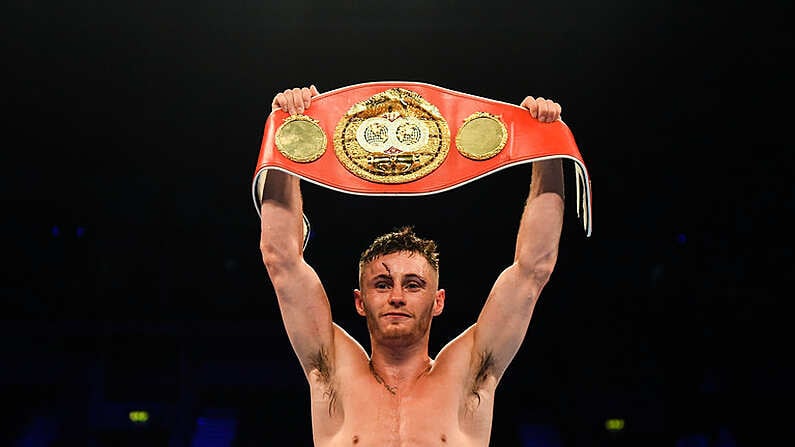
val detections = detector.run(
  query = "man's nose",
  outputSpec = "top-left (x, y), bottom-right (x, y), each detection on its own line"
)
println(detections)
top-left (388, 288), bottom-right (406, 306)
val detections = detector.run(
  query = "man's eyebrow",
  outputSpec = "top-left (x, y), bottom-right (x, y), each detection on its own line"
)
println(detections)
top-left (403, 274), bottom-right (427, 285)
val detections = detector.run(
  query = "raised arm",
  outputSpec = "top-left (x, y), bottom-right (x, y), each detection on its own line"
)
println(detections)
top-left (259, 85), bottom-right (337, 378)
top-left (470, 96), bottom-right (566, 382)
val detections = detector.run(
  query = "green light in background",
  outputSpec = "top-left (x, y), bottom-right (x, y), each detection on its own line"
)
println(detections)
top-left (605, 418), bottom-right (625, 432)
top-left (129, 410), bottom-right (149, 424)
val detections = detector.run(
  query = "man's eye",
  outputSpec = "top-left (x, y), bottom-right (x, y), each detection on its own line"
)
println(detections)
top-left (405, 283), bottom-right (421, 290)
top-left (375, 282), bottom-right (390, 289)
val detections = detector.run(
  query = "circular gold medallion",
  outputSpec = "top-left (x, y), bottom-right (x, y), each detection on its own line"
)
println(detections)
top-left (334, 88), bottom-right (450, 184)
top-left (274, 114), bottom-right (327, 163)
top-left (455, 112), bottom-right (507, 160)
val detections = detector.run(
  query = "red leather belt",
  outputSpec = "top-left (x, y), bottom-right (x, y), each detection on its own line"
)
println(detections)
top-left (252, 81), bottom-right (592, 237)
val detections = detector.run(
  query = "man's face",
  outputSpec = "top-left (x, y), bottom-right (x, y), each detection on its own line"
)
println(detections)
top-left (355, 251), bottom-right (445, 346)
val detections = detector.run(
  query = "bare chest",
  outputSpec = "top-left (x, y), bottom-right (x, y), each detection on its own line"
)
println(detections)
top-left (311, 374), bottom-right (493, 447)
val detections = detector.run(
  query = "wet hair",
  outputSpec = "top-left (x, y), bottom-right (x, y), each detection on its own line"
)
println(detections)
top-left (358, 226), bottom-right (439, 277)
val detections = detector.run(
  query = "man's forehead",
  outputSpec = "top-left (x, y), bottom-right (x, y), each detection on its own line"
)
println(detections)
top-left (363, 251), bottom-right (431, 274)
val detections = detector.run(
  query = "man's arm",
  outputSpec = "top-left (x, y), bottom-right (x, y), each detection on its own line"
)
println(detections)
top-left (259, 85), bottom-right (337, 378)
top-left (470, 95), bottom-right (566, 382)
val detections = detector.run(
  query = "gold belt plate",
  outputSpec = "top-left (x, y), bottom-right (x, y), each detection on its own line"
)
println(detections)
top-left (333, 88), bottom-right (450, 184)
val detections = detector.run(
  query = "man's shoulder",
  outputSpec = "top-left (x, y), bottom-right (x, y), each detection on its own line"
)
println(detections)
top-left (433, 324), bottom-right (478, 371)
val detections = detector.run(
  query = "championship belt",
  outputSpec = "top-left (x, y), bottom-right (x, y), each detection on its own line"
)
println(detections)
top-left (252, 81), bottom-right (593, 247)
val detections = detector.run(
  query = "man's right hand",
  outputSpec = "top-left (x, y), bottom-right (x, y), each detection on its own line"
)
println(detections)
top-left (272, 85), bottom-right (320, 115)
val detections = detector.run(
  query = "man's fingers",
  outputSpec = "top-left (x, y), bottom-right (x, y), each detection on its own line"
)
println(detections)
top-left (543, 99), bottom-right (562, 122)
top-left (272, 85), bottom-right (320, 114)
top-left (536, 97), bottom-right (549, 122)
top-left (272, 89), bottom-right (296, 113)
top-left (521, 95), bottom-right (539, 119)
top-left (288, 88), bottom-right (302, 114)
top-left (272, 91), bottom-right (288, 112)
top-left (527, 97), bottom-right (562, 123)
top-left (552, 101), bottom-right (562, 121)
top-left (271, 93), bottom-right (281, 111)
top-left (304, 85), bottom-right (320, 109)
top-left (301, 87), bottom-right (313, 110)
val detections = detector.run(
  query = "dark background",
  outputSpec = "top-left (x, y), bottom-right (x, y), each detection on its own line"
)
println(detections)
top-left (2, 1), bottom-right (792, 446)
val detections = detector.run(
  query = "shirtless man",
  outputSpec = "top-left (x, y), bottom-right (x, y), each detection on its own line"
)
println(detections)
top-left (260, 84), bottom-right (565, 446)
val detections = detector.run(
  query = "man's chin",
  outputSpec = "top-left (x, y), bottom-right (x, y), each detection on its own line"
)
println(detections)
top-left (382, 326), bottom-right (409, 337)
top-left (378, 326), bottom-right (415, 342)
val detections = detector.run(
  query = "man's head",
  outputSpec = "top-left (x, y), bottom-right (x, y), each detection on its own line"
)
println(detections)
top-left (354, 226), bottom-right (445, 346)
top-left (358, 226), bottom-right (439, 285)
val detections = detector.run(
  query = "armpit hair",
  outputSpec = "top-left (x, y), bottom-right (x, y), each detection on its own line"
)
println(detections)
top-left (309, 347), bottom-right (337, 416)
top-left (471, 350), bottom-right (496, 406)
top-left (309, 347), bottom-right (331, 382)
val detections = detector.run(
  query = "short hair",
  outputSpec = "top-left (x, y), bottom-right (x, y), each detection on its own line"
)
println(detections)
top-left (358, 226), bottom-right (439, 276)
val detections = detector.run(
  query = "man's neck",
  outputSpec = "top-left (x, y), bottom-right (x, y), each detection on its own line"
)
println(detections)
top-left (369, 342), bottom-right (433, 392)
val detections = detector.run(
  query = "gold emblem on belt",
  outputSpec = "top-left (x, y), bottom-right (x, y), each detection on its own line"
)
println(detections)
top-left (274, 114), bottom-right (327, 163)
top-left (333, 88), bottom-right (450, 184)
top-left (455, 112), bottom-right (508, 160)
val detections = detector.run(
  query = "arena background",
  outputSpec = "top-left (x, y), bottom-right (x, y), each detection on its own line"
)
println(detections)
top-left (2, 1), bottom-right (791, 445)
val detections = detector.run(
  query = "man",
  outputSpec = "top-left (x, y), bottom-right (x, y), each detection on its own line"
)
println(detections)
top-left (260, 85), bottom-right (564, 446)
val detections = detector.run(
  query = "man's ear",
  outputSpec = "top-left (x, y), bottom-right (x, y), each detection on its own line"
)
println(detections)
top-left (354, 289), bottom-right (366, 316)
top-left (433, 289), bottom-right (445, 316)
